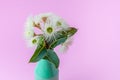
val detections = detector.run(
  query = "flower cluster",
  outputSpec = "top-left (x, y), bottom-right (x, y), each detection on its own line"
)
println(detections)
top-left (25, 13), bottom-right (70, 50)
top-left (24, 13), bottom-right (77, 68)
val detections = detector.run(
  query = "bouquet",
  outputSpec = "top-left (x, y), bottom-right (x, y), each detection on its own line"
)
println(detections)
top-left (24, 13), bottom-right (77, 69)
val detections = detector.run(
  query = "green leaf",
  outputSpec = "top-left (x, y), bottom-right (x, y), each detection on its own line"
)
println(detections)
top-left (47, 27), bottom-right (77, 49)
top-left (45, 49), bottom-right (60, 68)
top-left (49, 36), bottom-right (67, 49)
top-left (29, 36), bottom-right (46, 63)
top-left (66, 27), bottom-right (77, 37)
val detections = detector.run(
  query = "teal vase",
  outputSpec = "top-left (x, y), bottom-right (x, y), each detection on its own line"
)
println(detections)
top-left (34, 59), bottom-right (59, 80)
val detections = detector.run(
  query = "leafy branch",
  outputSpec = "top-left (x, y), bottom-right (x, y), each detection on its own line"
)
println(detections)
top-left (29, 27), bottom-right (77, 68)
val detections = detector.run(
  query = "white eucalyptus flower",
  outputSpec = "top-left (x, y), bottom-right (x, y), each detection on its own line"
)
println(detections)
top-left (24, 16), bottom-right (34, 39)
top-left (51, 15), bottom-right (69, 29)
top-left (28, 36), bottom-right (40, 47)
top-left (42, 20), bottom-right (59, 42)
top-left (39, 13), bottom-right (53, 23)
top-left (24, 13), bottom-right (70, 44)
top-left (60, 37), bottom-right (73, 52)
top-left (33, 15), bottom-right (41, 25)
top-left (43, 14), bottom-right (69, 29)
top-left (59, 45), bottom-right (68, 53)
top-left (40, 15), bottom-right (69, 42)
top-left (24, 28), bottom-right (34, 39)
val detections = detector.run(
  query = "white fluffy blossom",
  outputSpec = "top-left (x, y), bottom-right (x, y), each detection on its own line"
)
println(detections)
top-left (51, 15), bottom-right (69, 29)
top-left (33, 15), bottom-right (41, 25)
top-left (28, 36), bottom-right (40, 47)
top-left (60, 37), bottom-right (73, 52)
top-left (24, 16), bottom-right (34, 39)
top-left (40, 14), bottom-right (69, 42)
top-left (42, 19), bottom-right (59, 42)
top-left (24, 13), bottom-right (70, 46)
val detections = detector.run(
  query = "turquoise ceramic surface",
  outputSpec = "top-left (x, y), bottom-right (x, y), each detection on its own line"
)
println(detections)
top-left (34, 59), bottom-right (58, 80)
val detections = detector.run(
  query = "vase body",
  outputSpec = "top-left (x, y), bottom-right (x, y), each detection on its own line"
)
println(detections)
top-left (34, 59), bottom-right (59, 80)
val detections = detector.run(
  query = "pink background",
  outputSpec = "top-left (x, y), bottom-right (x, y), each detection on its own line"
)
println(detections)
top-left (0, 0), bottom-right (120, 80)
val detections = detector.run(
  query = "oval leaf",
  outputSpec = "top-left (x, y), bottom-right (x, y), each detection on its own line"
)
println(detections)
top-left (66, 27), bottom-right (77, 37)
top-left (49, 37), bottom-right (67, 49)
top-left (45, 49), bottom-right (60, 68)
top-left (29, 36), bottom-right (46, 63)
